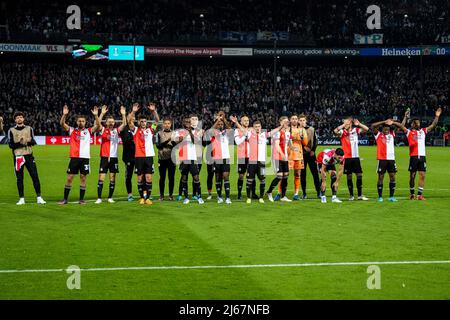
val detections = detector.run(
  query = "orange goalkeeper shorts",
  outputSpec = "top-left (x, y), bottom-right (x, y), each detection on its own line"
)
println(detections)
top-left (289, 159), bottom-right (304, 170)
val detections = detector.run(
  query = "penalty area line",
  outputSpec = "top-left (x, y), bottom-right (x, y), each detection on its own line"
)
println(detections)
top-left (0, 260), bottom-right (449, 274)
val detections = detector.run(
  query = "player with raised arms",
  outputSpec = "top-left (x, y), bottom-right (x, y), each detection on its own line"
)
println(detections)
top-left (333, 117), bottom-right (369, 201)
top-left (205, 111), bottom-right (239, 204)
top-left (128, 102), bottom-right (160, 205)
top-left (316, 148), bottom-right (345, 203)
top-left (401, 107), bottom-right (442, 200)
top-left (172, 117), bottom-right (204, 205)
top-left (371, 119), bottom-right (407, 202)
top-left (245, 120), bottom-right (283, 204)
top-left (94, 105), bottom-right (127, 204)
top-left (59, 104), bottom-right (101, 205)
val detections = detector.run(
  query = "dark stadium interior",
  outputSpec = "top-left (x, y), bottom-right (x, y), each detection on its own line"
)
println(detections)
top-left (0, 0), bottom-right (449, 45)
top-left (0, 0), bottom-right (449, 141)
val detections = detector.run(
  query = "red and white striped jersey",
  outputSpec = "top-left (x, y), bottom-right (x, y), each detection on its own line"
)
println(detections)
top-left (132, 127), bottom-right (155, 158)
top-left (234, 129), bottom-right (249, 159)
top-left (339, 127), bottom-right (360, 158)
top-left (316, 149), bottom-right (343, 166)
top-left (211, 129), bottom-right (231, 160)
top-left (407, 128), bottom-right (427, 157)
top-left (100, 127), bottom-right (119, 158)
top-left (248, 130), bottom-right (268, 162)
top-left (375, 131), bottom-right (396, 160)
top-left (69, 127), bottom-right (91, 159)
top-left (271, 130), bottom-right (291, 160)
top-left (173, 129), bottom-right (198, 161)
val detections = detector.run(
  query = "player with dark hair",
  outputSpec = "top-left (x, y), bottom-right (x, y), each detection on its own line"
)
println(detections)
top-left (299, 114), bottom-right (321, 199)
top-left (266, 116), bottom-right (292, 202)
top-left (156, 117), bottom-right (177, 201)
top-left (94, 105), bottom-right (127, 204)
top-left (333, 117), bottom-right (369, 201)
top-left (316, 148), bottom-right (345, 203)
top-left (128, 102), bottom-right (160, 205)
top-left (172, 117), bottom-right (204, 205)
top-left (401, 107), bottom-right (442, 200)
top-left (205, 111), bottom-right (238, 204)
top-left (8, 111), bottom-right (46, 205)
top-left (371, 119), bottom-right (406, 202)
top-left (59, 104), bottom-right (101, 205)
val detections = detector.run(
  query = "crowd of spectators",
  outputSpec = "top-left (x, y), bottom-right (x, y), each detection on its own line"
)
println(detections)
top-left (0, 61), bottom-right (448, 138)
top-left (1, 0), bottom-right (449, 45)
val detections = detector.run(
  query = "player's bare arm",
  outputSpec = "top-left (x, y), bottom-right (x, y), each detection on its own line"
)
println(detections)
top-left (426, 107), bottom-right (442, 132)
top-left (268, 125), bottom-right (283, 137)
top-left (127, 103), bottom-right (140, 131)
top-left (275, 137), bottom-right (286, 161)
top-left (333, 120), bottom-right (348, 136)
top-left (371, 120), bottom-right (388, 134)
top-left (401, 109), bottom-right (410, 127)
top-left (0, 115), bottom-right (4, 134)
top-left (333, 163), bottom-right (345, 191)
top-left (147, 103), bottom-right (160, 130)
top-left (353, 119), bottom-right (369, 133)
top-left (231, 116), bottom-right (248, 145)
top-left (390, 120), bottom-right (407, 133)
top-left (96, 105), bottom-right (108, 131)
top-left (60, 104), bottom-right (70, 132)
top-left (90, 106), bottom-right (101, 132)
top-left (117, 106), bottom-right (127, 132)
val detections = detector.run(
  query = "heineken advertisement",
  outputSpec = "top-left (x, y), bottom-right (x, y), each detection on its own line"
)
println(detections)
top-left (252, 46), bottom-right (450, 57)
top-left (2, 43), bottom-right (449, 57)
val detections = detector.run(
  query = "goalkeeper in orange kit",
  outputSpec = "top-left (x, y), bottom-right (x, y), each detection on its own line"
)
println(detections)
top-left (274, 114), bottom-right (308, 201)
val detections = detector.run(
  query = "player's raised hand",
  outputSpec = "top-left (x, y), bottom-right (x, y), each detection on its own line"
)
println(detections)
top-left (91, 106), bottom-right (99, 115)
top-left (147, 103), bottom-right (156, 113)
top-left (229, 115), bottom-right (238, 123)
top-left (353, 119), bottom-right (361, 126)
top-left (385, 119), bottom-right (394, 126)
top-left (120, 105), bottom-right (126, 116)
top-left (217, 111), bottom-right (225, 120)
top-left (101, 105), bottom-right (108, 114)
top-left (132, 103), bottom-right (140, 113)
top-left (63, 104), bottom-right (69, 115)
top-left (404, 109), bottom-right (411, 118)
top-left (436, 107), bottom-right (442, 117)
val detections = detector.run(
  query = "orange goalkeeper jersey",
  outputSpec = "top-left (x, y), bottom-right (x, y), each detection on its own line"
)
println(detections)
top-left (289, 126), bottom-right (308, 161)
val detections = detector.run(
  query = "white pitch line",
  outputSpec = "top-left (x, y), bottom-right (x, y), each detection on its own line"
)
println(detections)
top-left (0, 260), bottom-right (449, 274)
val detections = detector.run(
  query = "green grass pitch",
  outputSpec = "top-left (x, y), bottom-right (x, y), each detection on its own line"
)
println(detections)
top-left (0, 145), bottom-right (449, 299)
